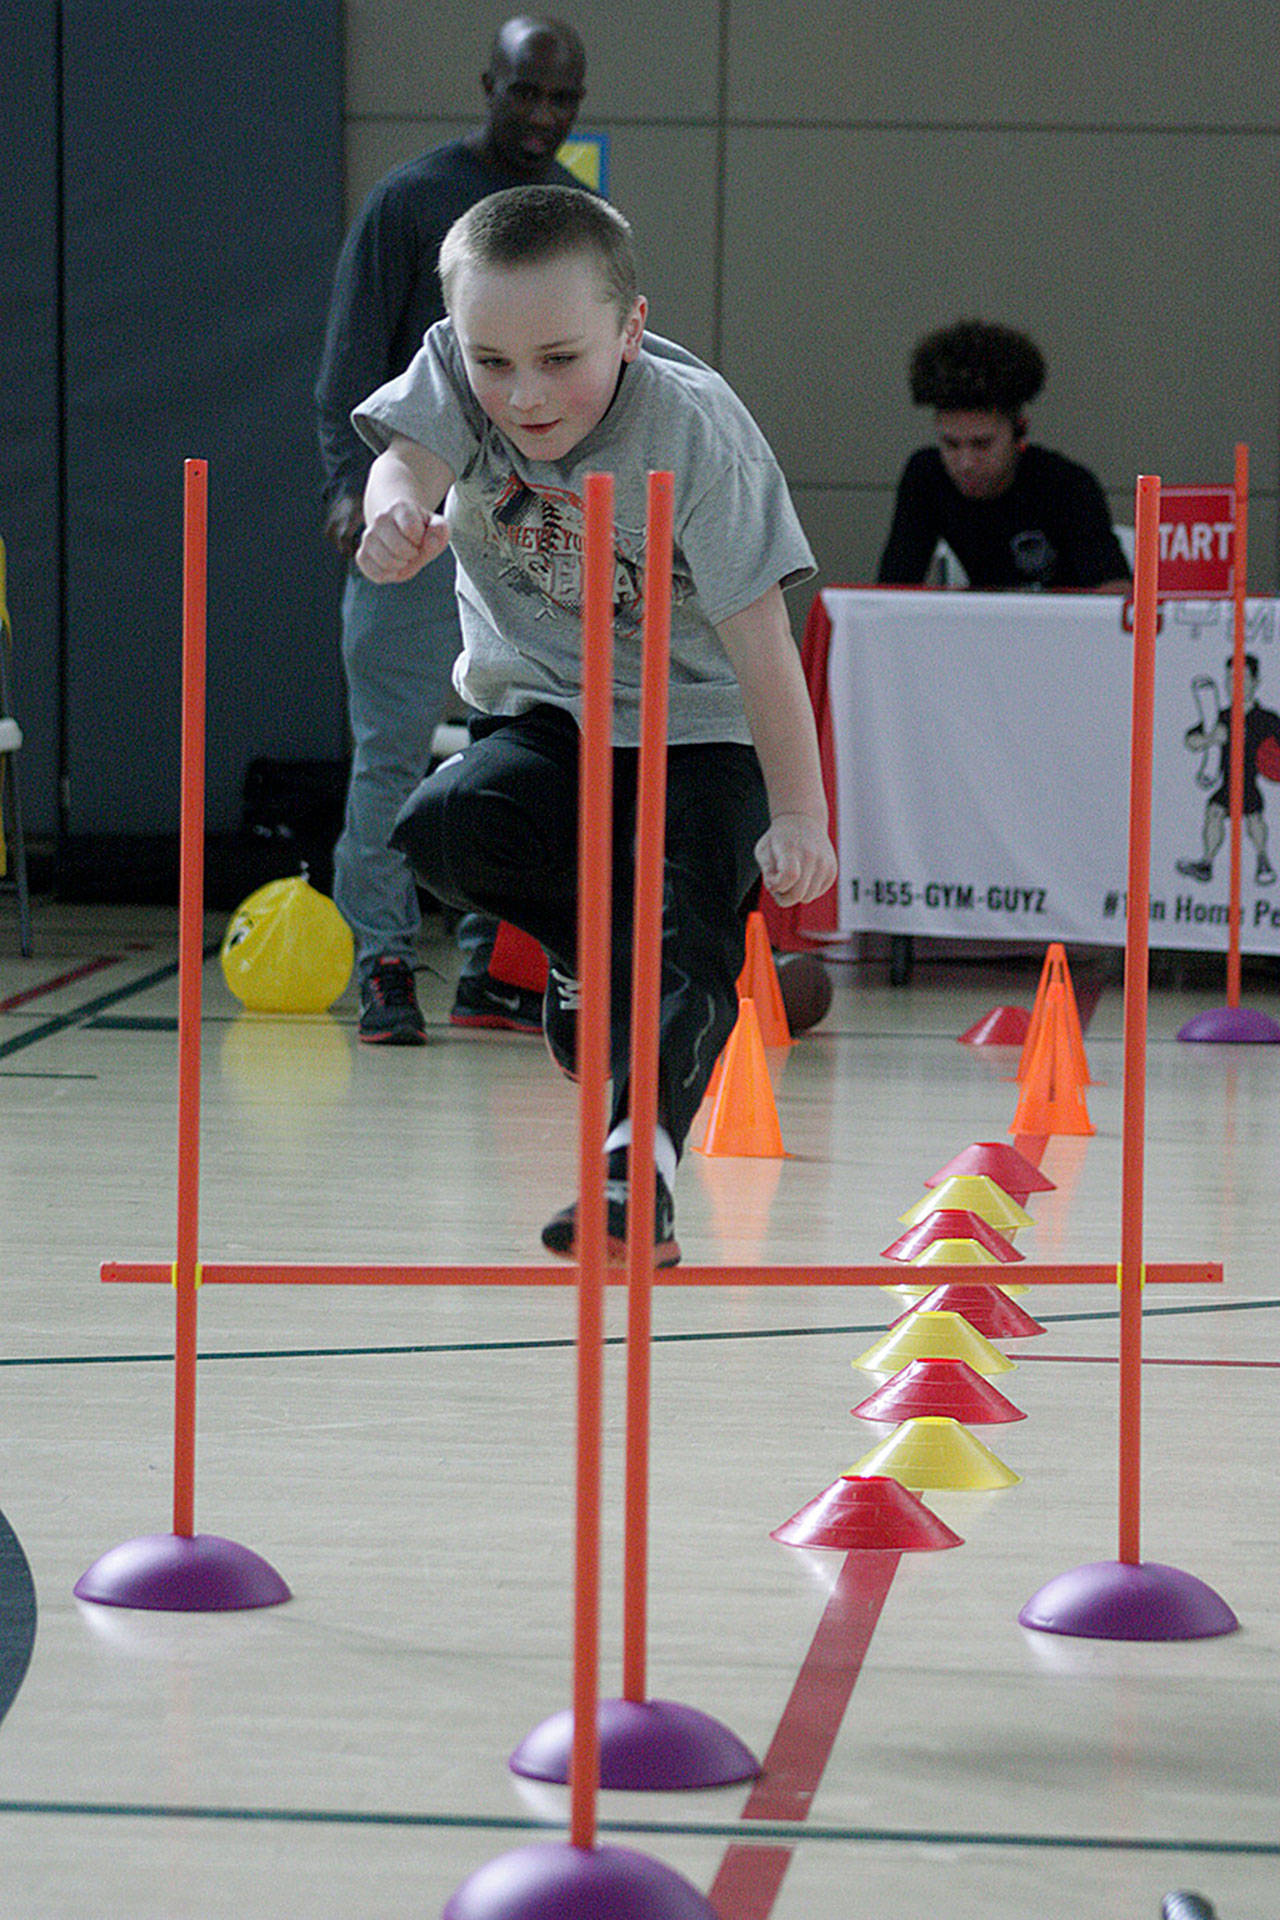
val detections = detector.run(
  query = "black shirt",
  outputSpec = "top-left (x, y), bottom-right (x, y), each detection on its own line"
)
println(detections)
top-left (876, 444), bottom-right (1131, 590)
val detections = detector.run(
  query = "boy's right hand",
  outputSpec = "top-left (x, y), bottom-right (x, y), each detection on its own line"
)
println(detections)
top-left (756, 812), bottom-right (837, 909)
top-left (356, 502), bottom-right (450, 584)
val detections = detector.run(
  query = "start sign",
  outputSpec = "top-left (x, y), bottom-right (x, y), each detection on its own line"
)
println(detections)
top-left (1158, 485), bottom-right (1235, 595)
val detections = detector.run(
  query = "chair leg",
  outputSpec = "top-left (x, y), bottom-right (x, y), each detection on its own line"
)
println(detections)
top-left (3, 752), bottom-right (32, 957)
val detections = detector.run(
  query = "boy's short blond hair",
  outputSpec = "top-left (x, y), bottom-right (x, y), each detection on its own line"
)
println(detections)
top-left (439, 185), bottom-right (638, 324)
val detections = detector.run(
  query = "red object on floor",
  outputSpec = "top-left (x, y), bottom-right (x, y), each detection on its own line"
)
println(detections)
top-left (925, 1141), bottom-right (1055, 1195)
top-left (771, 1474), bottom-right (962, 1551)
top-left (958, 1004), bottom-right (1031, 1045)
top-left (880, 1208), bottom-right (1023, 1264)
top-left (851, 1357), bottom-right (1026, 1425)
top-left (890, 1282), bottom-right (1045, 1340)
top-left (488, 921), bottom-right (548, 992)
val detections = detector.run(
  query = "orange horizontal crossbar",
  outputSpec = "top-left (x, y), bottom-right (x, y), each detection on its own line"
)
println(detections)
top-left (101, 1260), bottom-right (1222, 1288)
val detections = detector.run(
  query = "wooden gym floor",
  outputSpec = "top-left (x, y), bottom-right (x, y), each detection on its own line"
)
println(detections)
top-left (0, 901), bottom-right (1275, 1918)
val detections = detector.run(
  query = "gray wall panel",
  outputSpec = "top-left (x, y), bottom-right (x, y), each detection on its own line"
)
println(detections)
top-left (720, 127), bottom-right (1279, 533)
top-left (726, 0), bottom-right (1280, 128)
top-left (789, 485), bottom-right (888, 590)
top-left (345, 0), bottom-right (721, 120)
top-left (606, 126), bottom-right (720, 362)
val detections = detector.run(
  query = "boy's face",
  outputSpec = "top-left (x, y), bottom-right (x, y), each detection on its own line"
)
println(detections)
top-left (934, 407), bottom-right (1021, 500)
top-left (451, 256), bottom-right (646, 465)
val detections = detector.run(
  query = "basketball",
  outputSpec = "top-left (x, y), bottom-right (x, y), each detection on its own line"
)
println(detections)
top-left (1257, 735), bottom-right (1280, 783)
top-left (776, 951), bottom-right (833, 1034)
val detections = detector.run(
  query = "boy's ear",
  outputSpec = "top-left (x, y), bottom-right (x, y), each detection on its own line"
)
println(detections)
top-left (621, 296), bottom-right (647, 361)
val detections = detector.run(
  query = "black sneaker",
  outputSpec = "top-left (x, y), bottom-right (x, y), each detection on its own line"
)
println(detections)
top-left (541, 1148), bottom-right (681, 1267)
top-left (542, 965), bottom-right (581, 1080)
top-left (1176, 858), bottom-right (1213, 883)
top-left (358, 956), bottom-right (427, 1045)
top-left (450, 971), bottom-right (543, 1032)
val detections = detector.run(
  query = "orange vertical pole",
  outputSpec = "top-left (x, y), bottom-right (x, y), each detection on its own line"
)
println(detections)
top-left (622, 473), bottom-right (673, 1705)
top-left (173, 458), bottom-right (206, 1540)
top-left (568, 473), bottom-right (614, 1852)
top-left (1119, 473), bottom-right (1160, 1566)
top-left (1225, 443), bottom-right (1249, 1009)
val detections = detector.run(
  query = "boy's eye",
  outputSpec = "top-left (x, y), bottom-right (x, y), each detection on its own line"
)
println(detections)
top-left (544, 353), bottom-right (575, 367)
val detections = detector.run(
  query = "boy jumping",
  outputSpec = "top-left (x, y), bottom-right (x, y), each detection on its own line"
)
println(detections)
top-left (353, 186), bottom-right (835, 1263)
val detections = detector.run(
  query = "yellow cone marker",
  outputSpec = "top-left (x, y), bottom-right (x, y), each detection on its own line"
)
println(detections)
top-left (846, 1416), bottom-right (1021, 1491)
top-left (852, 1309), bottom-right (1016, 1376)
top-left (898, 1175), bottom-right (1033, 1232)
top-left (909, 1238), bottom-right (1000, 1267)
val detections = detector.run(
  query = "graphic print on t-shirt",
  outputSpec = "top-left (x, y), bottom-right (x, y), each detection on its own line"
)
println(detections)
top-left (486, 474), bottom-right (693, 633)
top-left (1010, 528), bottom-right (1056, 584)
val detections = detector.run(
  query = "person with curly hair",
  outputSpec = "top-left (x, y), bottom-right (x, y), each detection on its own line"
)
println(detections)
top-left (876, 319), bottom-right (1131, 592)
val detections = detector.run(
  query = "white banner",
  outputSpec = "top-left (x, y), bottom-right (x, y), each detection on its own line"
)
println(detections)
top-left (820, 589), bottom-right (1280, 952)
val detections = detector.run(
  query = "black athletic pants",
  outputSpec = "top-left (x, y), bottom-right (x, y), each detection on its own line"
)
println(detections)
top-left (391, 704), bottom-right (769, 1152)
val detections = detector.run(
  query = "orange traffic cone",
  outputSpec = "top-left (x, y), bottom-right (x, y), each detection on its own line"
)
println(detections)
top-left (1010, 980), bottom-right (1094, 1136)
top-left (1017, 951), bottom-right (1051, 1076)
top-left (1018, 944), bottom-right (1090, 1085)
top-left (1057, 960), bottom-right (1092, 1088)
top-left (736, 911), bottom-right (791, 1046)
top-left (695, 998), bottom-right (786, 1157)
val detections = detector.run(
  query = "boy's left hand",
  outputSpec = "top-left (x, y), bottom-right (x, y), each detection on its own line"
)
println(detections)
top-left (755, 814), bottom-right (837, 908)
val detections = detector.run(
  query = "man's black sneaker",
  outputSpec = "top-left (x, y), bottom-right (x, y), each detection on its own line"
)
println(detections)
top-left (542, 965), bottom-right (581, 1080)
top-left (450, 971), bottom-right (543, 1032)
top-left (358, 955), bottom-right (427, 1045)
top-left (1175, 858), bottom-right (1213, 883)
top-left (541, 1148), bottom-right (680, 1267)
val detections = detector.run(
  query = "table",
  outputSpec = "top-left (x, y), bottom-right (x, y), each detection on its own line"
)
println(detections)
top-left (764, 587), bottom-right (1280, 958)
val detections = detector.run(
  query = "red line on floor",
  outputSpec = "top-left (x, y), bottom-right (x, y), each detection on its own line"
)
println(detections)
top-left (705, 981), bottom-right (1099, 1916)
top-left (707, 1845), bottom-right (793, 1920)
top-left (0, 955), bottom-right (122, 1013)
top-left (708, 1549), bottom-right (901, 1917)
top-left (1018, 1353), bottom-right (1279, 1369)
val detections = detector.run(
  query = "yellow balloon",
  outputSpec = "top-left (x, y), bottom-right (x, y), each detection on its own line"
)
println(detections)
top-left (219, 875), bottom-right (354, 1013)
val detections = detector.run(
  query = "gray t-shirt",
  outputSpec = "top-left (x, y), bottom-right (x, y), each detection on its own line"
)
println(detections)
top-left (353, 325), bottom-right (815, 746)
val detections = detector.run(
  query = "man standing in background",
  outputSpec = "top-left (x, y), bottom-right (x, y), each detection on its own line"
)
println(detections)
top-left (316, 16), bottom-right (589, 1043)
